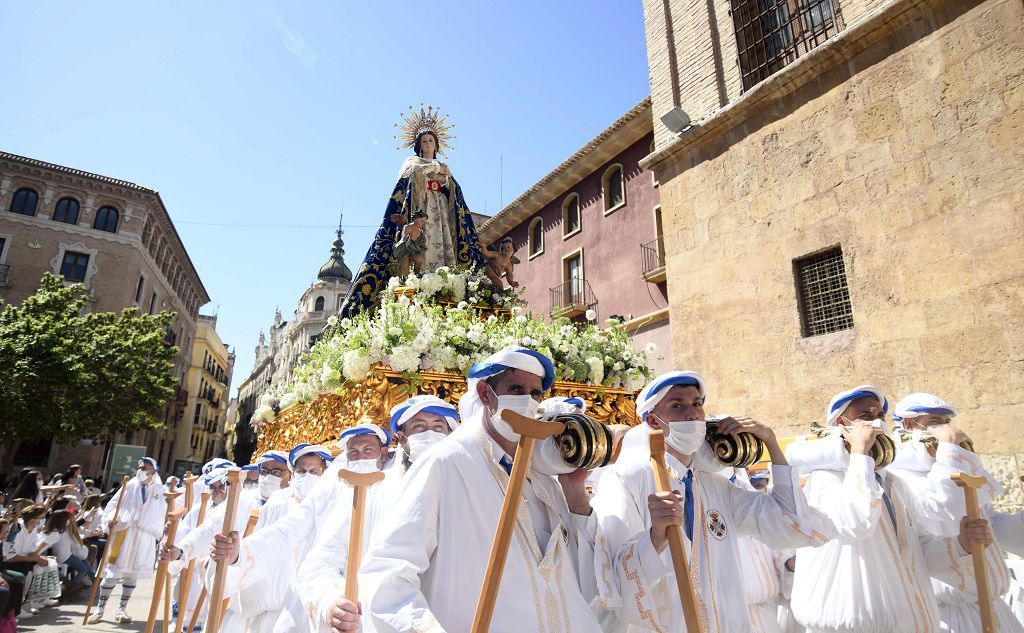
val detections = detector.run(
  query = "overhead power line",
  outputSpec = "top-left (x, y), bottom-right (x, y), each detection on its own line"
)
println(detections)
top-left (176, 221), bottom-right (379, 229)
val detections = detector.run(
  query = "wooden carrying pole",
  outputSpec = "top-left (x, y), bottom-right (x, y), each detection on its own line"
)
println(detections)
top-left (143, 488), bottom-right (184, 633)
top-left (205, 468), bottom-right (242, 633)
top-left (220, 509), bottom-right (261, 614)
top-left (183, 474), bottom-right (198, 511)
top-left (177, 491), bottom-right (210, 633)
top-left (649, 430), bottom-right (703, 633)
top-left (952, 472), bottom-right (996, 633)
top-left (189, 506), bottom-right (260, 632)
top-left (470, 411), bottom-right (565, 633)
top-left (336, 468), bottom-right (386, 631)
top-left (83, 475), bottom-right (130, 625)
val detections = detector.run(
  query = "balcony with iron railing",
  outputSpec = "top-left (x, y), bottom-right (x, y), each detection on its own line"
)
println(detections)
top-left (641, 237), bottom-right (666, 283)
top-left (550, 279), bottom-right (597, 319)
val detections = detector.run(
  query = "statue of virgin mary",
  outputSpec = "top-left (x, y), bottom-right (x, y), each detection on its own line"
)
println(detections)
top-left (339, 105), bottom-right (485, 317)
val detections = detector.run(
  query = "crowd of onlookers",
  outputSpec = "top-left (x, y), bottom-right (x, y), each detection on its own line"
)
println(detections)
top-left (0, 466), bottom-right (115, 627)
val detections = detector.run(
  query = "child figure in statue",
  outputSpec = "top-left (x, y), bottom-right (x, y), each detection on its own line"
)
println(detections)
top-left (395, 211), bottom-right (429, 276)
top-left (479, 236), bottom-right (519, 290)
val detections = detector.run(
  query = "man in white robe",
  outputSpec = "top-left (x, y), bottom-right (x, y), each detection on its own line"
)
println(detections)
top-left (172, 461), bottom-right (233, 629)
top-left (297, 396), bottom-right (459, 633)
top-left (786, 385), bottom-right (995, 633)
top-left (214, 443), bottom-right (334, 633)
top-left (162, 451), bottom-right (290, 626)
top-left (591, 370), bottom-right (832, 633)
top-left (888, 392), bottom-right (1024, 632)
top-left (206, 425), bottom-right (393, 633)
top-left (362, 345), bottom-right (604, 633)
top-left (89, 457), bottom-right (167, 624)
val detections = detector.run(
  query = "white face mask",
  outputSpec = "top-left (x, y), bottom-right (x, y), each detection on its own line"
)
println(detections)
top-left (346, 459), bottom-right (380, 474)
top-left (136, 469), bottom-right (150, 484)
top-left (289, 473), bottom-right (320, 499)
top-left (664, 419), bottom-right (707, 455)
top-left (490, 392), bottom-right (540, 442)
top-left (405, 429), bottom-right (447, 462)
top-left (242, 479), bottom-right (258, 489)
top-left (257, 474), bottom-right (282, 500)
top-left (531, 437), bottom-right (576, 476)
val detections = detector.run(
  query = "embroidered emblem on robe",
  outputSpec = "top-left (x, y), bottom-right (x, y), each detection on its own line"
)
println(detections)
top-left (706, 509), bottom-right (727, 540)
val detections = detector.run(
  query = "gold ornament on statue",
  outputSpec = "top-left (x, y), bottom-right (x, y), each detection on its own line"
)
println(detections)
top-left (810, 421), bottom-right (896, 470)
top-left (705, 416), bottom-right (765, 468)
top-left (394, 104), bottom-right (456, 156)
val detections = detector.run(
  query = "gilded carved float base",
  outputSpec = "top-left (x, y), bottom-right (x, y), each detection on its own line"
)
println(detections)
top-left (256, 364), bottom-right (638, 453)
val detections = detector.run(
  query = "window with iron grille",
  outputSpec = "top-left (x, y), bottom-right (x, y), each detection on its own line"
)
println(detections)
top-left (794, 246), bottom-right (853, 337)
top-left (730, 0), bottom-right (843, 91)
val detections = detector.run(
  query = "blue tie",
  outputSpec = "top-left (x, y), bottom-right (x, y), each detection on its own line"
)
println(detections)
top-left (875, 472), bottom-right (897, 535)
top-left (499, 455), bottom-right (513, 476)
top-left (682, 470), bottom-right (695, 542)
top-left (140, 484), bottom-right (147, 504)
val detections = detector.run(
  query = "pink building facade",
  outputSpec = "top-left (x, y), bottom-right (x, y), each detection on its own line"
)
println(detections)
top-left (478, 98), bottom-right (673, 374)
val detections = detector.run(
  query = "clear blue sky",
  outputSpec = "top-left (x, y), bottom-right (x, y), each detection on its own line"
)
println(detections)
top-left (0, 0), bottom-right (650, 392)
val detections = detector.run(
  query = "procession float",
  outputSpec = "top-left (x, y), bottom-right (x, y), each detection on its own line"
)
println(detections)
top-left (252, 106), bottom-right (655, 455)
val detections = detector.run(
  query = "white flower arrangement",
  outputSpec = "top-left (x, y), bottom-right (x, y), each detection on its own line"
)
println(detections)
top-left (268, 278), bottom-right (655, 410)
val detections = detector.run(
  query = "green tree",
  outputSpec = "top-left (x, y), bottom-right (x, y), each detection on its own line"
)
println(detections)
top-left (0, 273), bottom-right (179, 469)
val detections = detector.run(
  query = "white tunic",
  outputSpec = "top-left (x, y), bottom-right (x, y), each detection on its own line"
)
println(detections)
top-left (591, 449), bottom-right (829, 633)
top-left (102, 477), bottom-right (167, 580)
top-left (221, 457), bottom-right (392, 633)
top-left (296, 461), bottom-right (409, 633)
top-left (787, 435), bottom-right (972, 633)
top-left (361, 424), bottom-right (602, 633)
top-left (217, 487), bottom-right (302, 633)
top-left (888, 440), bottom-right (1024, 633)
top-left (172, 499), bottom-right (221, 626)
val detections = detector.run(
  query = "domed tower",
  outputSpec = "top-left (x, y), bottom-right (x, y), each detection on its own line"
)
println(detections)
top-left (318, 214), bottom-right (353, 285)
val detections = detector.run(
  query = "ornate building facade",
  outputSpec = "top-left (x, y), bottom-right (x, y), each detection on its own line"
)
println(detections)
top-left (232, 224), bottom-right (353, 464)
top-left (479, 99), bottom-right (674, 374)
top-left (642, 0), bottom-right (1023, 507)
top-left (177, 314), bottom-right (234, 477)
top-left (0, 151), bottom-right (210, 476)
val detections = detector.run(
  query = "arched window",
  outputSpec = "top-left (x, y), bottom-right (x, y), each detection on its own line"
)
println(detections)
top-left (9, 188), bottom-right (39, 216)
top-left (562, 194), bottom-right (581, 237)
top-left (53, 197), bottom-right (80, 224)
top-left (93, 206), bottom-right (119, 232)
top-left (314, 296), bottom-right (325, 311)
top-left (602, 164), bottom-right (625, 213)
top-left (528, 218), bottom-right (544, 258)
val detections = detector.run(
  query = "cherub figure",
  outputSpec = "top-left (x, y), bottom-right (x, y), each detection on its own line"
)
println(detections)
top-left (395, 211), bottom-right (429, 276)
top-left (479, 236), bottom-right (520, 290)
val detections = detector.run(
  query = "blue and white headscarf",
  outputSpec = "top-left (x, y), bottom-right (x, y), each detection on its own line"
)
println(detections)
top-left (255, 451), bottom-right (289, 468)
top-left (461, 346), bottom-right (556, 424)
top-left (540, 396), bottom-right (587, 416)
top-left (205, 468), bottom-right (231, 487)
top-left (893, 392), bottom-right (957, 424)
top-left (468, 345), bottom-right (555, 391)
top-left (139, 457), bottom-right (159, 472)
top-left (826, 385), bottom-right (888, 426)
top-left (288, 443), bottom-right (335, 470)
top-left (635, 371), bottom-right (707, 421)
top-left (389, 395), bottom-right (459, 435)
top-left (339, 424), bottom-right (392, 451)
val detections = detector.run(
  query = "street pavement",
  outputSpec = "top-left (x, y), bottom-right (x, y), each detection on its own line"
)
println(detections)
top-left (18, 574), bottom-right (159, 633)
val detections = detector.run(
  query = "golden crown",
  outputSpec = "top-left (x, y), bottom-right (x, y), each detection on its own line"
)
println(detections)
top-left (394, 104), bottom-right (455, 156)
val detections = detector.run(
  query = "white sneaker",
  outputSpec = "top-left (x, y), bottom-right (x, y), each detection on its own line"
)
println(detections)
top-left (17, 611), bottom-right (34, 620)
top-left (44, 597), bottom-right (60, 607)
top-left (87, 609), bottom-right (104, 624)
top-left (115, 608), bottom-right (132, 623)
